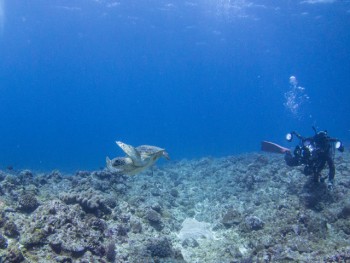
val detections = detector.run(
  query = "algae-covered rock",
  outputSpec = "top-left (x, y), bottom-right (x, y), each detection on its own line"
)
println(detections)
top-left (0, 233), bottom-right (8, 249)
top-left (18, 193), bottom-right (39, 212)
top-left (146, 237), bottom-right (174, 258)
top-left (338, 219), bottom-right (350, 235)
top-left (105, 241), bottom-right (116, 262)
top-left (87, 216), bottom-right (107, 232)
top-left (87, 239), bottom-right (105, 256)
top-left (222, 209), bottom-right (242, 227)
top-left (130, 218), bottom-right (142, 233)
top-left (60, 190), bottom-right (111, 215)
top-left (338, 203), bottom-right (350, 219)
top-left (305, 216), bottom-right (327, 239)
top-left (49, 238), bottom-right (62, 254)
top-left (18, 170), bottom-right (34, 184)
top-left (4, 246), bottom-right (24, 262)
top-left (0, 212), bottom-right (6, 228)
top-left (244, 216), bottom-right (264, 231)
top-left (115, 224), bottom-right (129, 236)
top-left (170, 188), bottom-right (179, 197)
top-left (145, 209), bottom-right (162, 223)
top-left (20, 228), bottom-right (48, 248)
top-left (104, 196), bottom-right (117, 209)
top-left (4, 221), bottom-right (19, 238)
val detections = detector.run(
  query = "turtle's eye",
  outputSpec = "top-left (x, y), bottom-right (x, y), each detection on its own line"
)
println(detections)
top-left (113, 159), bottom-right (124, 165)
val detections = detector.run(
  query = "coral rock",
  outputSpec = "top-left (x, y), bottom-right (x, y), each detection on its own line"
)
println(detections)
top-left (105, 242), bottom-right (116, 262)
top-left (146, 237), bottom-right (173, 258)
top-left (130, 219), bottom-right (142, 233)
top-left (145, 209), bottom-right (162, 223)
top-left (222, 209), bottom-right (242, 227)
top-left (244, 216), bottom-right (265, 231)
top-left (170, 188), bottom-right (179, 197)
top-left (4, 246), bottom-right (24, 263)
top-left (4, 221), bottom-right (19, 238)
top-left (338, 203), bottom-right (350, 219)
top-left (18, 193), bottom-right (39, 212)
top-left (20, 228), bottom-right (48, 248)
top-left (0, 233), bottom-right (8, 249)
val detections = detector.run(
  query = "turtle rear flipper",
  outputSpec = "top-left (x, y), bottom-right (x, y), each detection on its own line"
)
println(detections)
top-left (116, 141), bottom-right (145, 166)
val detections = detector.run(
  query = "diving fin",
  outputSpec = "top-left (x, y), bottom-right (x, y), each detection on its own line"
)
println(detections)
top-left (261, 141), bottom-right (290, 154)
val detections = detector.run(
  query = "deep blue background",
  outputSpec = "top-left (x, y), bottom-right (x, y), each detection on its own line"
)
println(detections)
top-left (0, 0), bottom-right (349, 172)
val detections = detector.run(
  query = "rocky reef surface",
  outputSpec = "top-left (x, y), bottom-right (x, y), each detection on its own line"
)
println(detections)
top-left (0, 151), bottom-right (349, 262)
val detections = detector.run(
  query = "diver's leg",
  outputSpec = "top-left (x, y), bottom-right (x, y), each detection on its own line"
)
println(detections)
top-left (327, 157), bottom-right (335, 182)
top-left (314, 159), bottom-right (326, 183)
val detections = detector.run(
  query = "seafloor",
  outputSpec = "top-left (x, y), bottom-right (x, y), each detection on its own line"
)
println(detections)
top-left (0, 151), bottom-right (350, 263)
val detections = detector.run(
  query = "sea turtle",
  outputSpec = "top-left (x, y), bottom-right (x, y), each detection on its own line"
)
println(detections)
top-left (106, 141), bottom-right (170, 175)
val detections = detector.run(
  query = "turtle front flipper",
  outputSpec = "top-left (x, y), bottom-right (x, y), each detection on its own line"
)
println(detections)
top-left (116, 141), bottom-right (145, 166)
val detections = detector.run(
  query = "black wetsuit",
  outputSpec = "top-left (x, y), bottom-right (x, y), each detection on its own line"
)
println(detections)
top-left (284, 133), bottom-right (336, 183)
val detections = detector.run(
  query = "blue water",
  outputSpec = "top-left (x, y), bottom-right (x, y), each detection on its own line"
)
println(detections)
top-left (0, 0), bottom-right (349, 172)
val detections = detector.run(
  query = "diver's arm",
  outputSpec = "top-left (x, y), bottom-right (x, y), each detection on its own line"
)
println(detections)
top-left (284, 151), bottom-right (300, 167)
top-left (290, 131), bottom-right (304, 140)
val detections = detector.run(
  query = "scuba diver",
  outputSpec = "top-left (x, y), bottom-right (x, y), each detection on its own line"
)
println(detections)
top-left (262, 127), bottom-right (344, 190)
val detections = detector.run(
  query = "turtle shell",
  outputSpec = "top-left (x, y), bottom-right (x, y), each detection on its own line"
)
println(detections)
top-left (136, 145), bottom-right (165, 156)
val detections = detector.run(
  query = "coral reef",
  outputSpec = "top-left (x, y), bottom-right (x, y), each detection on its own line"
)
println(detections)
top-left (0, 151), bottom-right (349, 262)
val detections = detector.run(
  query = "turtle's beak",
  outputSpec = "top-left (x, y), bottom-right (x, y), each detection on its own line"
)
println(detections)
top-left (163, 151), bottom-right (170, 160)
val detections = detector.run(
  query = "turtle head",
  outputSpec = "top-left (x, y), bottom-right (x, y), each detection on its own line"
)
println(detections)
top-left (162, 151), bottom-right (170, 160)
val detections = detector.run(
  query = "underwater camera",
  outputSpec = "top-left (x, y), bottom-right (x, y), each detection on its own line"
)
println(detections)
top-left (293, 145), bottom-right (311, 163)
top-left (286, 128), bottom-right (344, 153)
